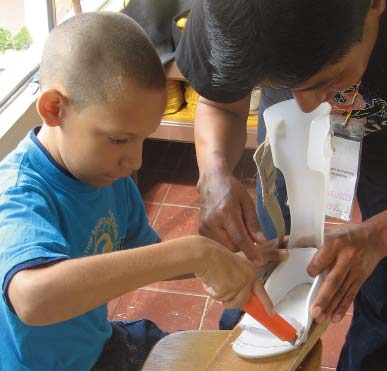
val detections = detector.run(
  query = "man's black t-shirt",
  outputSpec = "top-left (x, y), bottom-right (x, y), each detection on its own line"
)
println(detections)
top-left (355, 10), bottom-right (387, 136)
top-left (175, 0), bottom-right (387, 137)
top-left (175, 0), bottom-right (254, 103)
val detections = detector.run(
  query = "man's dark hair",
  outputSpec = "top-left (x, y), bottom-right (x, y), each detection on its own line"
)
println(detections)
top-left (205, 0), bottom-right (370, 91)
top-left (40, 12), bottom-right (166, 110)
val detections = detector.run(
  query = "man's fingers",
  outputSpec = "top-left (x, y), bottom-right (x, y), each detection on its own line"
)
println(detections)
top-left (307, 243), bottom-right (337, 277)
top-left (259, 243), bottom-right (288, 263)
top-left (225, 214), bottom-right (261, 263)
top-left (256, 239), bottom-right (288, 263)
top-left (317, 269), bottom-right (352, 322)
top-left (310, 258), bottom-right (350, 321)
top-left (240, 191), bottom-right (262, 243)
top-left (200, 224), bottom-right (239, 253)
top-left (255, 231), bottom-right (267, 243)
top-left (332, 280), bottom-right (361, 323)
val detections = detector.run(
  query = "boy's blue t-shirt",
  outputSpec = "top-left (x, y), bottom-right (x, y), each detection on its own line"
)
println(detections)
top-left (0, 127), bottom-right (159, 370)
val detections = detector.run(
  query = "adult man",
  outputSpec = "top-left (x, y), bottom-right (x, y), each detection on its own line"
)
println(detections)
top-left (175, 1), bottom-right (387, 369)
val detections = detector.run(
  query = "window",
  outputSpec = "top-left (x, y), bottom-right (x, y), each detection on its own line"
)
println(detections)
top-left (54, 0), bottom-right (110, 25)
top-left (0, 0), bottom-right (115, 112)
top-left (0, 0), bottom-right (49, 109)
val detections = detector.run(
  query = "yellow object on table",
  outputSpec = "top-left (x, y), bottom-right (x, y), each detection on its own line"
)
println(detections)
top-left (176, 17), bottom-right (188, 31)
top-left (163, 82), bottom-right (258, 129)
top-left (164, 80), bottom-right (185, 115)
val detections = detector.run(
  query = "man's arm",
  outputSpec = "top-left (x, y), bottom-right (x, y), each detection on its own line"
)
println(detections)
top-left (195, 96), bottom-right (250, 174)
top-left (8, 235), bottom-right (274, 326)
top-left (194, 96), bottom-right (287, 267)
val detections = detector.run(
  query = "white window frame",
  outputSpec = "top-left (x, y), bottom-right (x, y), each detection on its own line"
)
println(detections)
top-left (0, 0), bottom-right (125, 160)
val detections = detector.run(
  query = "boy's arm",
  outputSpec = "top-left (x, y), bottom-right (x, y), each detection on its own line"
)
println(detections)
top-left (8, 235), bottom-right (274, 326)
top-left (165, 273), bottom-right (195, 280)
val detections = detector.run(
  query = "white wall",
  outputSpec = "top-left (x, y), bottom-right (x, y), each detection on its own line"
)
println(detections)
top-left (0, 98), bottom-right (39, 160)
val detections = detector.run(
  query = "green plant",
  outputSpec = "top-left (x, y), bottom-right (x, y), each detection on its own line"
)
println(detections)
top-left (0, 27), bottom-right (12, 52)
top-left (12, 27), bottom-right (32, 50)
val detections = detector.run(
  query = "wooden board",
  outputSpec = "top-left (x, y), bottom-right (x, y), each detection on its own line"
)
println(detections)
top-left (143, 320), bottom-right (328, 371)
top-left (142, 330), bottom-right (232, 371)
top-left (204, 320), bottom-right (329, 371)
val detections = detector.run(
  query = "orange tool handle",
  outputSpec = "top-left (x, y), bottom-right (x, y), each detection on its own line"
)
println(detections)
top-left (242, 293), bottom-right (297, 342)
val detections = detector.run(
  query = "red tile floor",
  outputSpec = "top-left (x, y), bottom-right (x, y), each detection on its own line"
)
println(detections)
top-left (108, 139), bottom-right (362, 370)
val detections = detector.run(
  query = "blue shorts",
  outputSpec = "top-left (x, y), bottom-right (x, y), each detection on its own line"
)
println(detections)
top-left (91, 320), bottom-right (168, 371)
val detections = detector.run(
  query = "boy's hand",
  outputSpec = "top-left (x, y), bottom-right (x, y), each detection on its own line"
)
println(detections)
top-left (195, 238), bottom-right (274, 314)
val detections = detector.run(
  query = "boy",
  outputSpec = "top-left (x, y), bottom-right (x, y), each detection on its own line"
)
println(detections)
top-left (0, 12), bottom-right (272, 371)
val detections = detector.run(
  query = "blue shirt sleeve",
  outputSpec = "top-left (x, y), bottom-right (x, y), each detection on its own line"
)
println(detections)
top-left (3, 257), bottom-right (67, 312)
top-left (0, 185), bottom-right (70, 298)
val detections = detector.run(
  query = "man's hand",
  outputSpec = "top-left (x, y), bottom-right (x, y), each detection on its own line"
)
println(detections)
top-left (198, 170), bottom-right (287, 268)
top-left (308, 212), bottom-right (387, 324)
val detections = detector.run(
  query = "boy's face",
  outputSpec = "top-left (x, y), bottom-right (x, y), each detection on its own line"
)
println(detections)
top-left (56, 86), bottom-right (167, 187)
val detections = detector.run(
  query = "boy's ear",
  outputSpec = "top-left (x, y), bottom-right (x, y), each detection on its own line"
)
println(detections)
top-left (36, 89), bottom-right (68, 127)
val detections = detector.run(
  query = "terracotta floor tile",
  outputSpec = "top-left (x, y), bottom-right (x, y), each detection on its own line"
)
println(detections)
top-left (321, 314), bottom-right (352, 368)
top-left (138, 173), bottom-right (170, 203)
top-left (144, 202), bottom-right (161, 226)
top-left (107, 296), bottom-right (121, 321)
top-left (154, 205), bottom-right (200, 240)
top-left (200, 299), bottom-right (224, 330)
top-left (164, 183), bottom-right (200, 207)
top-left (112, 289), bottom-right (207, 333)
top-left (145, 278), bottom-right (206, 295)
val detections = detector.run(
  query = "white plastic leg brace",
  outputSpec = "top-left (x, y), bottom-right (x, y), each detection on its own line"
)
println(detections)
top-left (233, 99), bottom-right (332, 358)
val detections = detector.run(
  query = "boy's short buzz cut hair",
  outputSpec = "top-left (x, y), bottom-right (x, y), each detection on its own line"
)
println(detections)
top-left (39, 11), bottom-right (166, 109)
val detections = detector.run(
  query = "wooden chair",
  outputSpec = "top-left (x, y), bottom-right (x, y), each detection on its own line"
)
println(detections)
top-left (142, 321), bottom-right (327, 371)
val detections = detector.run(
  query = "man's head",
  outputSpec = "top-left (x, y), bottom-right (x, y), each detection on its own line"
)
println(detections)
top-left (36, 12), bottom-right (167, 187)
top-left (205, 0), bottom-right (385, 112)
